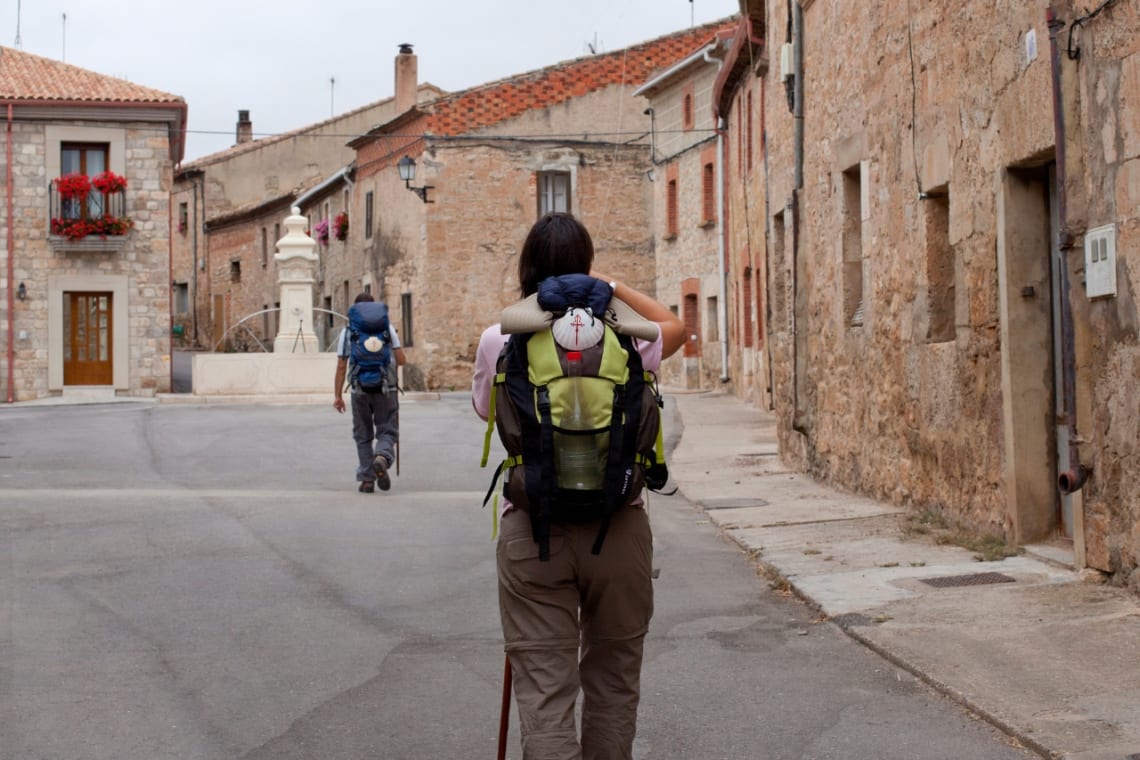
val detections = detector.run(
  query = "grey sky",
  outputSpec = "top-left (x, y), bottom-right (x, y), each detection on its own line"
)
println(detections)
top-left (12, 0), bottom-right (738, 161)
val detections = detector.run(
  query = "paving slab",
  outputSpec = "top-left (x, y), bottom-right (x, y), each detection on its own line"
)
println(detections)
top-left (668, 389), bottom-right (1140, 760)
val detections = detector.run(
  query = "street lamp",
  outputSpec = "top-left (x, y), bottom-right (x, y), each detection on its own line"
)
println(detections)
top-left (397, 155), bottom-right (434, 203)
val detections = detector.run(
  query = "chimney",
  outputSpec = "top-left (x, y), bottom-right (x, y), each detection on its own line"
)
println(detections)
top-left (394, 43), bottom-right (418, 114)
top-left (235, 109), bottom-right (252, 144)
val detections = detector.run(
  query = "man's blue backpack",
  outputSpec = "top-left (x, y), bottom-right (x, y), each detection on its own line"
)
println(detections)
top-left (346, 301), bottom-right (392, 392)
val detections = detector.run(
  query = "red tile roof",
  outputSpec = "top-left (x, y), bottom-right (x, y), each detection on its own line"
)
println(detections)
top-left (0, 46), bottom-right (183, 103)
top-left (421, 18), bottom-right (737, 137)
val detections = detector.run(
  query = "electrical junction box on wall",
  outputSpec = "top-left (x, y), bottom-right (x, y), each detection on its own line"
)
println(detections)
top-left (780, 43), bottom-right (794, 80)
top-left (1084, 223), bottom-right (1117, 299)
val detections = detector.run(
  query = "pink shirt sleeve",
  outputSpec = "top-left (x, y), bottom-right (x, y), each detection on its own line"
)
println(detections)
top-left (632, 326), bottom-right (663, 373)
top-left (472, 324), bottom-right (508, 421)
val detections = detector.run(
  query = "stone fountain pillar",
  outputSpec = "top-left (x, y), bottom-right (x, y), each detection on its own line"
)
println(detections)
top-left (273, 206), bottom-right (320, 353)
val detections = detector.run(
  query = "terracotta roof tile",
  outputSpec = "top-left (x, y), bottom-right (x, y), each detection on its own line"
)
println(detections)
top-left (0, 45), bottom-right (183, 103)
top-left (421, 17), bottom-right (737, 137)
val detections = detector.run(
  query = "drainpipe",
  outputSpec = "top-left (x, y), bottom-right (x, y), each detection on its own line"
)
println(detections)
top-left (192, 174), bottom-right (200, 345)
top-left (791, 0), bottom-right (808, 433)
top-left (715, 116), bottom-right (729, 381)
top-left (644, 107), bottom-right (657, 164)
top-left (6, 103), bottom-right (14, 403)
top-left (1047, 7), bottom-right (1090, 493)
top-left (704, 46), bottom-right (730, 382)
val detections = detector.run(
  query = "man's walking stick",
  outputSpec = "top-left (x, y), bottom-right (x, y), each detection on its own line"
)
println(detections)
top-left (497, 655), bottom-right (512, 760)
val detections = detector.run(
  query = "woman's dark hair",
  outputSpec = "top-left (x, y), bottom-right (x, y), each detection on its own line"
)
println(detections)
top-left (518, 212), bottom-right (595, 297)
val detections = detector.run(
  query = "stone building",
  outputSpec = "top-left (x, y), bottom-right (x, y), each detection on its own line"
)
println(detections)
top-left (171, 78), bottom-right (444, 351)
top-left (635, 30), bottom-right (735, 391)
top-left (0, 46), bottom-right (186, 401)
top-left (713, 0), bottom-right (1140, 585)
top-left (347, 22), bottom-right (736, 391)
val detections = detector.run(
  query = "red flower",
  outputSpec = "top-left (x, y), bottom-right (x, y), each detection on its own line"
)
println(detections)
top-left (91, 171), bottom-right (128, 194)
top-left (51, 215), bottom-right (135, 241)
top-left (334, 211), bottom-right (349, 241)
top-left (55, 173), bottom-right (92, 200)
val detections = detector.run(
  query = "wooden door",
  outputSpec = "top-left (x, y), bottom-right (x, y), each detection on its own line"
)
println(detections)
top-left (63, 291), bottom-right (113, 385)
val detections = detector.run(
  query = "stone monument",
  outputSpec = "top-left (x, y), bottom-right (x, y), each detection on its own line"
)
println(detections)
top-left (272, 206), bottom-right (320, 353)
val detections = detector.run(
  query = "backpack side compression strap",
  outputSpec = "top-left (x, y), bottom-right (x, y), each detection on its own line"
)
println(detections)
top-left (589, 331), bottom-right (644, 554)
top-left (502, 334), bottom-right (556, 560)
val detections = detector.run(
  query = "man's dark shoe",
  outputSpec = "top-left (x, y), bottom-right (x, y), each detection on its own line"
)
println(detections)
top-left (373, 455), bottom-right (391, 491)
top-left (359, 480), bottom-right (375, 493)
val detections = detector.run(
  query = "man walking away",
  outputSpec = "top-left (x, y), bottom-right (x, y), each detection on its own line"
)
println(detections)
top-left (333, 293), bottom-right (406, 493)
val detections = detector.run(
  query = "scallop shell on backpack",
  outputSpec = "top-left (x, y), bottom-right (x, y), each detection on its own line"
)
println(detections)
top-left (551, 307), bottom-right (605, 350)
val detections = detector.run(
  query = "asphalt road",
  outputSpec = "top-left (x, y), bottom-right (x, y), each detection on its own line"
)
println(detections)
top-left (0, 395), bottom-right (1036, 759)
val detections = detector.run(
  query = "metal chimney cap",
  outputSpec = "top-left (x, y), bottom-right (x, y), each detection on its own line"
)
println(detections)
top-left (398, 43), bottom-right (414, 54)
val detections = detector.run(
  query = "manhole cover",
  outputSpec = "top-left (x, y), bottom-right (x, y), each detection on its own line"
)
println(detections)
top-left (831, 613), bottom-right (872, 628)
top-left (919, 572), bottom-right (1016, 588)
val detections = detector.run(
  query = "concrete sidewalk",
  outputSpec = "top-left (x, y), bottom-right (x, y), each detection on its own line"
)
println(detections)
top-left (667, 389), bottom-right (1140, 760)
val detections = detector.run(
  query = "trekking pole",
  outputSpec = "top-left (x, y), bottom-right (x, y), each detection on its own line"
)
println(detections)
top-left (497, 655), bottom-right (512, 760)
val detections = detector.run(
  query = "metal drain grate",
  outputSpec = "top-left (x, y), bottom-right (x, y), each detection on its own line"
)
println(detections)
top-left (919, 572), bottom-right (1017, 588)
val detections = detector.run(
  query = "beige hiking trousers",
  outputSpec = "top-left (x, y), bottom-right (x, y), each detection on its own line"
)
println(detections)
top-left (497, 505), bottom-right (654, 760)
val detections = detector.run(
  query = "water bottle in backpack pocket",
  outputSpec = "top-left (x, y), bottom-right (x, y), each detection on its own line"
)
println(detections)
top-left (553, 351), bottom-right (609, 491)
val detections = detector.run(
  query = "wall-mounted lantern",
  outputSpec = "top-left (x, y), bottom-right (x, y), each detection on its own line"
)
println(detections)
top-left (397, 155), bottom-right (434, 203)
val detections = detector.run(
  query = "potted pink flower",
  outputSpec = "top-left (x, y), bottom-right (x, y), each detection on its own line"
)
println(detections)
top-left (313, 218), bottom-right (330, 245)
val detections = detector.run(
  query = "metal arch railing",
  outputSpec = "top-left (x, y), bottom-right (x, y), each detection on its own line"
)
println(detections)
top-left (210, 307), bottom-right (349, 352)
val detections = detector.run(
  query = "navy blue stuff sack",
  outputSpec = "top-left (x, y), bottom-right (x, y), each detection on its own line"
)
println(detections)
top-left (347, 301), bottom-right (392, 392)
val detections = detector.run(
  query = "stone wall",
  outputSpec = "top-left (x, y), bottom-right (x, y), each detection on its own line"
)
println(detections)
top-left (353, 140), bottom-right (653, 391)
top-left (2, 120), bottom-right (173, 400)
top-left (647, 63), bottom-right (728, 391)
top-left (745, 0), bottom-right (1140, 583)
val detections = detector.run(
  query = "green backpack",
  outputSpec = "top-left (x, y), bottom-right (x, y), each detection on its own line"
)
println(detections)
top-left (480, 322), bottom-right (669, 561)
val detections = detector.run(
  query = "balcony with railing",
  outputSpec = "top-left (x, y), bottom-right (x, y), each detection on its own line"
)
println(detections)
top-left (48, 172), bottom-right (134, 252)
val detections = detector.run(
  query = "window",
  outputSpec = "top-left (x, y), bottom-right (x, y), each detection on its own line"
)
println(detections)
top-left (742, 265), bottom-right (754, 348)
top-left (274, 223), bottom-right (280, 250)
top-left (924, 189), bottom-right (954, 343)
top-left (701, 163), bottom-right (715, 225)
top-left (261, 227), bottom-right (268, 268)
top-left (538, 172), bottom-right (570, 215)
top-left (682, 92), bottom-right (694, 130)
top-left (737, 99), bottom-right (743, 174)
top-left (841, 163), bottom-right (865, 327)
top-left (364, 191), bottom-right (374, 239)
top-left (262, 304), bottom-right (270, 338)
top-left (683, 293), bottom-right (699, 357)
top-left (666, 179), bottom-right (678, 237)
top-left (230, 259), bottom-right (241, 283)
top-left (178, 202), bottom-right (188, 233)
top-left (772, 209), bottom-right (788, 333)
top-left (401, 292), bottom-right (414, 347)
top-left (324, 295), bottom-right (333, 328)
top-left (746, 91), bottom-right (753, 171)
top-left (706, 295), bottom-right (719, 342)
top-left (173, 283), bottom-right (189, 315)
top-left (60, 142), bottom-right (108, 219)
